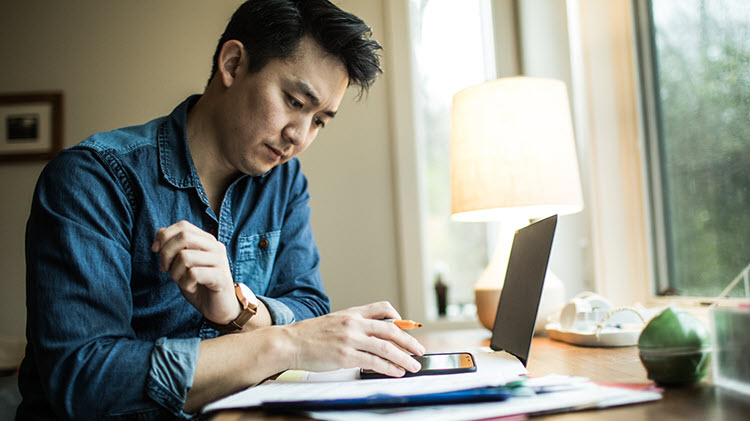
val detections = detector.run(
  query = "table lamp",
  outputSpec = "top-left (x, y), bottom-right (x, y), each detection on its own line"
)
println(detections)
top-left (450, 77), bottom-right (584, 331)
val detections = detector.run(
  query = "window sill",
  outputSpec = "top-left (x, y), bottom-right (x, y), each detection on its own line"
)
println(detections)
top-left (643, 296), bottom-right (750, 332)
top-left (421, 317), bottom-right (485, 332)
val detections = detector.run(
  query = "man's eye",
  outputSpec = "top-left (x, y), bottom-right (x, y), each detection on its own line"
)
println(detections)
top-left (288, 96), bottom-right (303, 108)
top-left (314, 118), bottom-right (326, 128)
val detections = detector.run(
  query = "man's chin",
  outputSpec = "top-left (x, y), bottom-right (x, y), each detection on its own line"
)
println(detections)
top-left (242, 162), bottom-right (276, 176)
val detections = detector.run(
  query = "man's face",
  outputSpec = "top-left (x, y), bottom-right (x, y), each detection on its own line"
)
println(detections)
top-left (217, 37), bottom-right (349, 176)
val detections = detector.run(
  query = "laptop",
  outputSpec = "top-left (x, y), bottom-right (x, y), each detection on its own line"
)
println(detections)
top-left (489, 214), bottom-right (557, 367)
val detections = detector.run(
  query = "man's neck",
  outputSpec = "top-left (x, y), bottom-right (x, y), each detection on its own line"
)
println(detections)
top-left (186, 95), bottom-right (238, 216)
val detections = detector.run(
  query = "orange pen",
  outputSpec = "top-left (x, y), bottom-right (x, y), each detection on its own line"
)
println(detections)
top-left (384, 319), bottom-right (423, 329)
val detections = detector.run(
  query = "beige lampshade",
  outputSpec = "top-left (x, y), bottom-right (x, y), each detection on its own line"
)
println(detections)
top-left (451, 77), bottom-right (583, 221)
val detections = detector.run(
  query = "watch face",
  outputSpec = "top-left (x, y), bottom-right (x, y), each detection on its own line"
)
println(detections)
top-left (236, 282), bottom-right (259, 308)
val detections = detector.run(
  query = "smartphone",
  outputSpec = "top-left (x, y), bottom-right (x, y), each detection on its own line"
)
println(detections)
top-left (359, 352), bottom-right (477, 379)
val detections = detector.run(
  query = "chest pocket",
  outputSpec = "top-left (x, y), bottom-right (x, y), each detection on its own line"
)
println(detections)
top-left (235, 230), bottom-right (281, 294)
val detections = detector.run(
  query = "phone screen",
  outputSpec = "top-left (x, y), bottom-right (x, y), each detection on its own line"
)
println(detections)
top-left (413, 353), bottom-right (474, 370)
top-left (360, 352), bottom-right (476, 379)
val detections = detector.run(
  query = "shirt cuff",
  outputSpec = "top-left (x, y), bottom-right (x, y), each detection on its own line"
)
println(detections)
top-left (146, 337), bottom-right (201, 418)
top-left (258, 296), bottom-right (296, 325)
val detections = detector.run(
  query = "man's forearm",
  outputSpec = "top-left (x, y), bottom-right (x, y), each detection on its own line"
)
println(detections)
top-left (183, 326), bottom-right (292, 413)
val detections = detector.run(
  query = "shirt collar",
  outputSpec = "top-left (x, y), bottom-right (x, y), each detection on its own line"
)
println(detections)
top-left (158, 95), bottom-right (202, 189)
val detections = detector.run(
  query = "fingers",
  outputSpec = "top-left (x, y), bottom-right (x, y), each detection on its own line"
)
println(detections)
top-left (323, 320), bottom-right (422, 377)
top-left (365, 318), bottom-right (426, 358)
top-left (167, 249), bottom-right (227, 289)
top-left (341, 301), bottom-right (426, 358)
top-left (287, 306), bottom-right (427, 378)
top-left (357, 352), bottom-right (408, 378)
top-left (358, 335), bottom-right (421, 374)
top-left (173, 265), bottom-right (225, 294)
top-left (347, 307), bottom-right (427, 375)
top-left (151, 221), bottom-right (246, 326)
top-left (152, 220), bottom-right (234, 298)
top-left (312, 302), bottom-right (425, 377)
top-left (152, 220), bottom-right (224, 271)
top-left (151, 220), bottom-right (203, 252)
top-left (152, 220), bottom-right (215, 254)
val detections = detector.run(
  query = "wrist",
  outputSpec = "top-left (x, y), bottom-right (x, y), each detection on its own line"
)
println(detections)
top-left (266, 325), bottom-right (298, 372)
top-left (206, 283), bottom-right (258, 333)
top-left (213, 292), bottom-right (243, 325)
top-left (238, 326), bottom-right (297, 380)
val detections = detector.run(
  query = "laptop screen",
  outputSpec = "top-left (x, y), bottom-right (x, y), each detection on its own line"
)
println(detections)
top-left (490, 214), bottom-right (557, 366)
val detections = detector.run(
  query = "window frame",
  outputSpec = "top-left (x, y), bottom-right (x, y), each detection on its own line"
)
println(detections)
top-left (633, 0), bottom-right (672, 298)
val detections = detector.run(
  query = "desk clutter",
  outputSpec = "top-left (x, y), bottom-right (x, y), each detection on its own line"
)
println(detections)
top-left (202, 349), bottom-right (661, 420)
top-left (545, 292), bottom-right (651, 347)
top-left (545, 291), bottom-right (750, 395)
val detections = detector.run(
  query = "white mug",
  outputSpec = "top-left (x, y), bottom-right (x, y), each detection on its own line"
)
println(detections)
top-left (559, 292), bottom-right (612, 331)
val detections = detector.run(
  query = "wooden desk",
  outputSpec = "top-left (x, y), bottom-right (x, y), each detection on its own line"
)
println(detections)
top-left (209, 328), bottom-right (749, 421)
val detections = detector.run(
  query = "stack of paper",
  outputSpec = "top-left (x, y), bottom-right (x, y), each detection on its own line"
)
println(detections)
top-left (201, 348), bottom-right (661, 420)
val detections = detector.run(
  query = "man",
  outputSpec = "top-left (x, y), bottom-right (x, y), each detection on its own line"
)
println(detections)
top-left (17, 1), bottom-right (424, 419)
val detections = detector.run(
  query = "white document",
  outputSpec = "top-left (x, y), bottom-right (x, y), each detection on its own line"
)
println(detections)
top-left (305, 382), bottom-right (662, 421)
top-left (202, 347), bottom-right (527, 413)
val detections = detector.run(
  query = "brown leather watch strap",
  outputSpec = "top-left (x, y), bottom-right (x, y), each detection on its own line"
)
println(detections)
top-left (206, 283), bottom-right (258, 333)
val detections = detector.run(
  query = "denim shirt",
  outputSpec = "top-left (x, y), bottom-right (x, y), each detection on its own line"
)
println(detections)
top-left (17, 95), bottom-right (330, 420)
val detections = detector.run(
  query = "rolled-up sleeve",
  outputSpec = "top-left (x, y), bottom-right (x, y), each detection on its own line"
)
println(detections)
top-left (256, 296), bottom-right (296, 325)
top-left (147, 337), bottom-right (201, 417)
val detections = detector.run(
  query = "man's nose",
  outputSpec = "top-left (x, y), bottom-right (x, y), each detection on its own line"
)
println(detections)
top-left (282, 119), bottom-right (306, 147)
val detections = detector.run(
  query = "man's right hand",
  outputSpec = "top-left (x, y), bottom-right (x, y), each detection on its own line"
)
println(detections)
top-left (278, 301), bottom-right (426, 378)
top-left (185, 301), bottom-right (426, 412)
top-left (151, 220), bottom-right (240, 325)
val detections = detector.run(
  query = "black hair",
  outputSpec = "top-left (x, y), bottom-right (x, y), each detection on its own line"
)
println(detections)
top-left (209, 0), bottom-right (383, 97)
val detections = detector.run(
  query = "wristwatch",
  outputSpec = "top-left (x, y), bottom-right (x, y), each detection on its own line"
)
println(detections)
top-left (206, 282), bottom-right (258, 333)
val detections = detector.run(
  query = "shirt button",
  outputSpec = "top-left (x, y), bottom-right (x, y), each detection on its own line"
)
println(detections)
top-left (258, 238), bottom-right (269, 249)
top-left (209, 228), bottom-right (218, 238)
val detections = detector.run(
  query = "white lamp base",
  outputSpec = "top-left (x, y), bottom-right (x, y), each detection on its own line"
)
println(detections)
top-left (536, 270), bottom-right (566, 333)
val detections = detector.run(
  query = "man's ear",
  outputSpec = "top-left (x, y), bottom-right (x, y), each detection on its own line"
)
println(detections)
top-left (217, 40), bottom-right (244, 88)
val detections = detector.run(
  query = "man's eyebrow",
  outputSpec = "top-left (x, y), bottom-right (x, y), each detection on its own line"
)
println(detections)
top-left (295, 80), bottom-right (337, 118)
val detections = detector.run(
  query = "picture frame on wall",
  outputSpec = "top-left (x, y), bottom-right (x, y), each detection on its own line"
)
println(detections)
top-left (0, 92), bottom-right (63, 162)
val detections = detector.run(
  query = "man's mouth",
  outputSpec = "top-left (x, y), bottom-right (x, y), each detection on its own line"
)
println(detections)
top-left (266, 144), bottom-right (284, 160)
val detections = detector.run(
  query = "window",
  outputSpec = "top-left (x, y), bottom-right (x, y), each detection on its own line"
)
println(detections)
top-left (636, 0), bottom-right (750, 297)
top-left (410, 0), bottom-right (497, 319)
